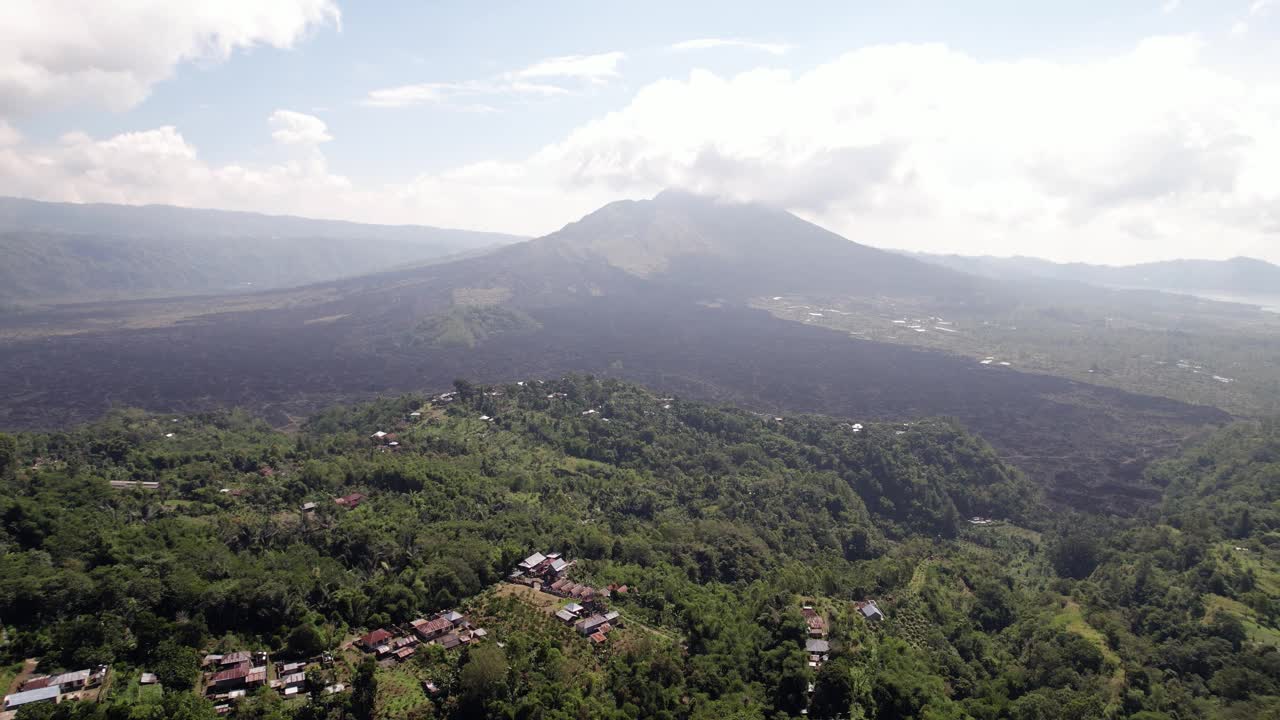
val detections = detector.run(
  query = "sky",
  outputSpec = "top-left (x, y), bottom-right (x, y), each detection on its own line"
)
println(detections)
top-left (2, 1), bottom-right (1279, 265)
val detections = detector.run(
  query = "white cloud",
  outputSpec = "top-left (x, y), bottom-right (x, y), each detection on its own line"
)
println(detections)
top-left (0, 119), bottom-right (19, 146)
top-left (1250, 0), bottom-right (1274, 15)
top-left (364, 52), bottom-right (623, 109)
top-left (670, 38), bottom-right (792, 56)
top-left (0, 1), bottom-right (339, 118)
top-left (512, 52), bottom-right (626, 84)
top-left (1160, 0), bottom-right (1180, 13)
top-left (3, 37), bottom-right (1280, 264)
top-left (362, 80), bottom-right (569, 109)
top-left (269, 110), bottom-right (332, 145)
top-left (409, 36), bottom-right (1280, 263)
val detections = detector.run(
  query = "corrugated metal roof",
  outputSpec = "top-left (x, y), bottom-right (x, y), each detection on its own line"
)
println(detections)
top-left (5, 685), bottom-right (62, 708)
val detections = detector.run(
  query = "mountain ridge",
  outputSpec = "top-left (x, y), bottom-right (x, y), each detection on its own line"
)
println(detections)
top-left (913, 251), bottom-right (1280, 299)
top-left (0, 196), bottom-right (525, 305)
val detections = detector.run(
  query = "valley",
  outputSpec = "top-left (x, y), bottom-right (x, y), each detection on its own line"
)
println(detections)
top-left (0, 193), bottom-right (1244, 516)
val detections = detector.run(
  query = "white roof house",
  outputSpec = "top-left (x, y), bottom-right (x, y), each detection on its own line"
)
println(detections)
top-left (371, 431), bottom-right (387, 438)
top-left (860, 601), bottom-right (884, 621)
top-left (5, 686), bottom-right (62, 709)
top-left (49, 670), bottom-right (90, 687)
top-left (519, 552), bottom-right (547, 570)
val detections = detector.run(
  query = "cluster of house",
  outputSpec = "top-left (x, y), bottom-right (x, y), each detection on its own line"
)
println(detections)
top-left (802, 604), bottom-right (830, 671)
top-left (202, 651), bottom-right (271, 707)
top-left (509, 551), bottom-right (628, 645)
top-left (559, 606), bottom-right (622, 644)
top-left (2, 667), bottom-right (107, 712)
top-left (202, 652), bottom-right (335, 713)
top-left (357, 609), bottom-right (487, 666)
top-left (369, 431), bottom-right (402, 450)
top-left (508, 551), bottom-right (574, 585)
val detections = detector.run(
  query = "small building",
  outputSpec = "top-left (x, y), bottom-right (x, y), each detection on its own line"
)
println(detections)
top-left (437, 633), bottom-right (462, 650)
top-left (335, 493), bottom-right (366, 509)
top-left (220, 652), bottom-right (251, 667)
top-left (860, 601), bottom-right (884, 622)
top-left (371, 431), bottom-right (388, 441)
top-left (4, 685), bottom-right (62, 710)
top-left (272, 672), bottom-right (306, 690)
top-left (109, 480), bottom-right (160, 490)
top-left (359, 629), bottom-right (393, 651)
top-left (444, 611), bottom-right (465, 626)
top-left (394, 646), bottom-right (416, 662)
top-left (302, 502), bottom-right (317, 513)
top-left (575, 615), bottom-right (608, 636)
top-left (555, 609), bottom-right (577, 623)
top-left (413, 617), bottom-right (452, 641)
top-left (245, 668), bottom-right (267, 687)
top-left (518, 552), bottom-right (547, 573)
top-left (20, 676), bottom-right (50, 691)
top-left (805, 639), bottom-right (830, 654)
top-left (140, 673), bottom-right (159, 685)
top-left (209, 665), bottom-right (250, 688)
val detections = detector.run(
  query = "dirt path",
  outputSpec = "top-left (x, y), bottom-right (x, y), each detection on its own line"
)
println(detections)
top-left (6, 659), bottom-right (39, 694)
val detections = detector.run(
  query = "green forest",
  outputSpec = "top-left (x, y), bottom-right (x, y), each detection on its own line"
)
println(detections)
top-left (0, 377), bottom-right (1276, 719)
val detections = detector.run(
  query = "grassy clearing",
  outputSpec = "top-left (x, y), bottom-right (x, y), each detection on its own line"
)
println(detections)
top-left (375, 663), bottom-right (431, 719)
top-left (110, 675), bottom-right (163, 706)
top-left (1051, 598), bottom-right (1126, 703)
top-left (1204, 594), bottom-right (1280, 647)
top-left (907, 559), bottom-right (935, 596)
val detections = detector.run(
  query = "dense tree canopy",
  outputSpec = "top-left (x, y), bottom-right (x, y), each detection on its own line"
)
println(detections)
top-left (0, 378), bottom-right (1275, 719)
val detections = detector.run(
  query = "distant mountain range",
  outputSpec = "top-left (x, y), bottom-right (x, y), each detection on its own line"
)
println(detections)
top-left (0, 190), bottom-right (1230, 514)
top-left (0, 196), bottom-right (523, 305)
top-left (913, 252), bottom-right (1280, 304)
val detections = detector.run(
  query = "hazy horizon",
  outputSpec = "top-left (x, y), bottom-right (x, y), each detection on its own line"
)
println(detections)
top-left (3, 2), bottom-right (1280, 265)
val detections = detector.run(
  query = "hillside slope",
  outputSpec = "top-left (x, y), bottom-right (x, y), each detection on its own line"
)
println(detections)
top-left (917, 252), bottom-right (1280, 301)
top-left (0, 196), bottom-right (522, 304)
top-left (0, 192), bottom-right (1230, 513)
top-left (0, 380), bottom-right (1272, 719)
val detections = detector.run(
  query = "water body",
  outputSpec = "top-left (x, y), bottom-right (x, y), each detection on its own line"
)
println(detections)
top-left (1185, 291), bottom-right (1280, 314)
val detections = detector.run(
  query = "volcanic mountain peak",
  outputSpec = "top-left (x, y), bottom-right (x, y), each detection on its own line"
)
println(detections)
top-left (523, 189), bottom-right (977, 299)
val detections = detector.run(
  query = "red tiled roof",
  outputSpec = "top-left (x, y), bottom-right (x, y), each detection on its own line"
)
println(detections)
top-left (360, 629), bottom-right (393, 647)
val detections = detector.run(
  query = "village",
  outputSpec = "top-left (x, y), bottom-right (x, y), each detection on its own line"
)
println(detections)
top-left (3, 558), bottom-right (885, 718)
top-left (6, 392), bottom-right (891, 718)
top-left (2, 666), bottom-right (109, 715)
